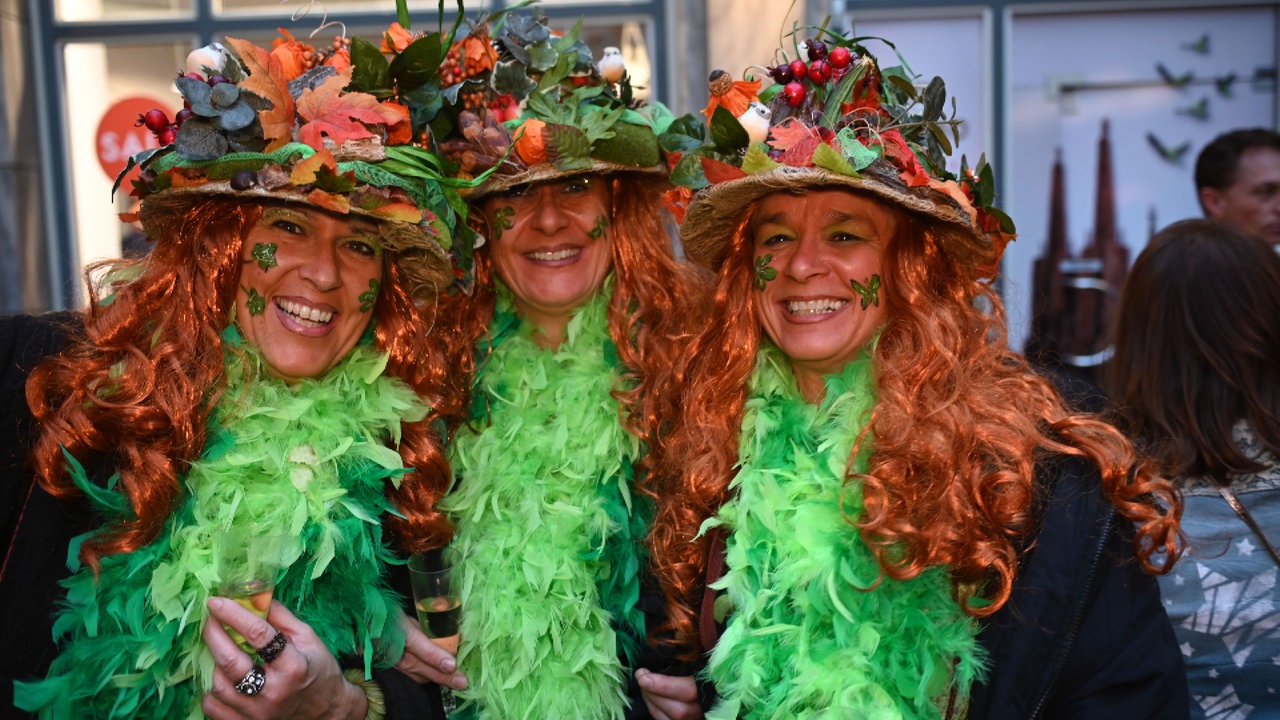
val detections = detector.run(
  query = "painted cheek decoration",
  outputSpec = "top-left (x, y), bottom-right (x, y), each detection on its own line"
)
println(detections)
top-left (493, 206), bottom-right (515, 240)
top-left (850, 274), bottom-right (882, 310)
top-left (588, 215), bottom-right (609, 239)
top-left (243, 286), bottom-right (267, 316)
top-left (358, 278), bottom-right (380, 313)
top-left (251, 243), bottom-right (279, 271)
top-left (754, 254), bottom-right (778, 291)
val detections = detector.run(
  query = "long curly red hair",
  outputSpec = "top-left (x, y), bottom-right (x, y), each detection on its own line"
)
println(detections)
top-left (438, 175), bottom-right (709, 447)
top-left (646, 190), bottom-right (1182, 657)
top-left (26, 197), bottom-right (467, 570)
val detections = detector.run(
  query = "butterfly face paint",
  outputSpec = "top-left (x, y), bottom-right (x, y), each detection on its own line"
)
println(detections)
top-left (755, 254), bottom-right (778, 290)
top-left (251, 243), bottom-right (278, 272)
top-left (850, 274), bottom-right (881, 310)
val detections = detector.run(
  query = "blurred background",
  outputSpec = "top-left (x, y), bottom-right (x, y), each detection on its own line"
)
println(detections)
top-left (1, 0), bottom-right (1276, 363)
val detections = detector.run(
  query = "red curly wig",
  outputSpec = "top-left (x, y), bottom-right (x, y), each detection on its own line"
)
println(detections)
top-left (438, 174), bottom-right (709, 447)
top-left (646, 189), bottom-right (1183, 658)
top-left (26, 197), bottom-right (467, 570)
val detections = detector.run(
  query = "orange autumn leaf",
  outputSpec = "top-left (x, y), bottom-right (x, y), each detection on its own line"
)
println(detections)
top-left (704, 78), bottom-right (761, 118)
top-left (290, 149), bottom-right (339, 185)
top-left (168, 166), bottom-right (213, 188)
top-left (225, 36), bottom-right (297, 151)
top-left (768, 118), bottom-right (820, 152)
top-left (381, 100), bottom-right (412, 146)
top-left (457, 34), bottom-right (498, 74)
top-left (513, 118), bottom-right (547, 165)
top-left (295, 68), bottom-right (408, 150)
top-left (368, 202), bottom-right (424, 224)
top-left (381, 22), bottom-right (414, 54)
top-left (306, 188), bottom-right (351, 215)
top-left (700, 156), bottom-right (748, 183)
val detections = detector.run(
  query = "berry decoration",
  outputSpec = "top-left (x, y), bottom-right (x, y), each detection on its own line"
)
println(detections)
top-left (805, 39), bottom-right (828, 61)
top-left (828, 46), bottom-right (852, 69)
top-left (807, 59), bottom-right (832, 84)
top-left (768, 63), bottom-right (794, 84)
top-left (789, 59), bottom-right (808, 82)
top-left (136, 109), bottom-right (171, 133)
top-left (781, 81), bottom-right (806, 107)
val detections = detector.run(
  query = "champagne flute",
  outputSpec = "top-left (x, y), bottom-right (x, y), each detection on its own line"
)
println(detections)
top-left (408, 549), bottom-right (461, 714)
top-left (216, 529), bottom-right (286, 654)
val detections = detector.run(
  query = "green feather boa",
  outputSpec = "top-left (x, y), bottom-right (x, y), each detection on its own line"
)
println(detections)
top-left (442, 279), bottom-right (649, 719)
top-left (15, 328), bottom-right (429, 719)
top-left (705, 345), bottom-right (985, 720)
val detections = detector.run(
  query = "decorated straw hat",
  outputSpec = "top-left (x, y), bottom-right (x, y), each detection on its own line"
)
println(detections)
top-left (120, 19), bottom-right (480, 297)
top-left (433, 6), bottom-right (679, 199)
top-left (667, 30), bottom-right (1017, 276)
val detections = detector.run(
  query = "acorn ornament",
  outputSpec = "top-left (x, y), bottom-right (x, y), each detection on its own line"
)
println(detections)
top-left (599, 46), bottom-right (625, 84)
top-left (736, 101), bottom-right (772, 144)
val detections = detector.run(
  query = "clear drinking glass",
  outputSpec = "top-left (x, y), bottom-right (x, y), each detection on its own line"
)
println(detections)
top-left (216, 529), bottom-right (286, 654)
top-left (408, 549), bottom-right (461, 714)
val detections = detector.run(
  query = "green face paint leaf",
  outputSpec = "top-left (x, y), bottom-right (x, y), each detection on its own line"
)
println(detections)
top-left (851, 274), bottom-right (881, 310)
top-left (492, 206), bottom-right (514, 241)
top-left (359, 278), bottom-right (380, 313)
top-left (250, 242), bottom-right (278, 272)
top-left (244, 286), bottom-right (266, 316)
top-left (754, 254), bottom-right (778, 291)
top-left (588, 215), bottom-right (609, 239)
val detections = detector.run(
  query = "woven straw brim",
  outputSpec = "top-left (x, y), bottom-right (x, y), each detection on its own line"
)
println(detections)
top-left (679, 160), bottom-right (994, 271)
top-left (139, 182), bottom-right (454, 300)
top-left (465, 160), bottom-right (667, 200)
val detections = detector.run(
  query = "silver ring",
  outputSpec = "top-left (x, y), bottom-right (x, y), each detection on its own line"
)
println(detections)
top-left (234, 664), bottom-right (267, 696)
top-left (256, 631), bottom-right (288, 664)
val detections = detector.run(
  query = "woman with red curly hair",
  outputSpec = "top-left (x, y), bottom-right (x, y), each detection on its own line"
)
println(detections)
top-left (642, 34), bottom-right (1186, 720)
top-left (5, 32), bottom-right (471, 720)
top-left (420, 10), bottom-right (707, 720)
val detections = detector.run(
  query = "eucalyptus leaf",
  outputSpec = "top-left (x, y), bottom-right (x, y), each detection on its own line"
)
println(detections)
top-left (175, 118), bottom-right (229, 161)
top-left (215, 101), bottom-right (257, 132)
top-left (349, 36), bottom-right (391, 94)
top-left (210, 82), bottom-right (240, 110)
top-left (177, 77), bottom-right (216, 117)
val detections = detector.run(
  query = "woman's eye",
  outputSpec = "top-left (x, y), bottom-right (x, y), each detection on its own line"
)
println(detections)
top-left (502, 184), bottom-right (531, 199)
top-left (272, 219), bottom-right (305, 235)
top-left (832, 231), bottom-right (860, 243)
top-left (344, 239), bottom-right (379, 257)
top-left (563, 178), bottom-right (591, 194)
top-left (759, 233), bottom-right (791, 247)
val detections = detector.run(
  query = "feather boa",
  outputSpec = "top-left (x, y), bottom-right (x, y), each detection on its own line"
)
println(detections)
top-left (704, 344), bottom-right (985, 720)
top-left (15, 328), bottom-right (429, 719)
top-left (442, 279), bottom-right (648, 719)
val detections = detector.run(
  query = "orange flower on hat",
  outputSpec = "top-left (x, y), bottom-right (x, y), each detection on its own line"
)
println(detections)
top-left (270, 28), bottom-right (314, 82)
top-left (703, 71), bottom-right (761, 118)
top-left (381, 22), bottom-right (414, 54)
top-left (663, 186), bottom-right (694, 224)
top-left (513, 118), bottom-right (547, 165)
top-left (325, 46), bottom-right (352, 74)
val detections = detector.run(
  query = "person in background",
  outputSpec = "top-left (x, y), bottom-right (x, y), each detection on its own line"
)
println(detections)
top-left (1195, 128), bottom-right (1280, 246)
top-left (423, 7), bottom-right (708, 719)
top-left (4, 22), bottom-right (472, 719)
top-left (1108, 218), bottom-right (1280, 720)
top-left (643, 30), bottom-right (1187, 719)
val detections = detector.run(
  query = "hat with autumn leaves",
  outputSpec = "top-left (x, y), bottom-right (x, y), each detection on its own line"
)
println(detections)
top-left (432, 6), bottom-right (679, 199)
top-left (667, 29), bottom-right (1017, 278)
top-left (120, 15), bottom-right (481, 297)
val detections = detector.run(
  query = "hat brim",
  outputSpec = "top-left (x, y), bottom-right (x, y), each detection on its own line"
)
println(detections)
top-left (679, 160), bottom-right (993, 270)
top-left (140, 183), bottom-right (454, 300)
top-left (465, 160), bottom-right (667, 200)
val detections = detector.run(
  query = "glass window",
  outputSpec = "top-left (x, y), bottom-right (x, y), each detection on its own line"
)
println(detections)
top-left (57, 0), bottom-right (191, 22)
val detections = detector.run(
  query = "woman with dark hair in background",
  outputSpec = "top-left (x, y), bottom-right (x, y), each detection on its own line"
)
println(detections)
top-left (1109, 218), bottom-right (1280, 719)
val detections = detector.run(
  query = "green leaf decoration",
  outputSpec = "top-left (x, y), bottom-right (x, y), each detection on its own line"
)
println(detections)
top-left (111, 146), bottom-right (167, 198)
top-left (742, 143), bottom-right (781, 174)
top-left (359, 278), bottom-right (379, 313)
top-left (588, 215), bottom-right (608, 239)
top-left (250, 243), bottom-right (278, 271)
top-left (545, 124), bottom-right (594, 171)
top-left (851, 274), bottom-right (881, 310)
top-left (812, 142), bottom-right (858, 176)
top-left (175, 119), bottom-right (229, 161)
top-left (492, 206), bottom-right (514, 240)
top-left (491, 59), bottom-right (537, 100)
top-left (349, 36), bottom-right (391, 94)
top-left (709, 105), bottom-right (749, 154)
top-left (177, 77), bottom-right (216, 117)
top-left (926, 121), bottom-right (953, 156)
top-left (978, 159), bottom-right (996, 206)
top-left (535, 49), bottom-right (576, 90)
top-left (668, 152), bottom-right (709, 190)
top-left (209, 82), bottom-right (240, 110)
top-left (754, 254), bottom-right (778, 291)
top-left (526, 88), bottom-right (574, 126)
top-left (577, 104), bottom-right (625, 144)
top-left (311, 163), bottom-right (358, 194)
top-left (389, 34), bottom-right (444, 92)
top-left (921, 76), bottom-right (947, 122)
top-left (986, 205), bottom-right (1016, 234)
top-left (658, 113), bottom-right (707, 153)
top-left (396, 0), bottom-right (410, 29)
top-left (244, 286), bottom-right (266, 316)
top-left (215, 100), bottom-right (257, 132)
top-left (885, 72), bottom-right (918, 102)
top-left (822, 65), bottom-right (862, 126)
top-left (400, 83), bottom-right (444, 137)
top-left (835, 127), bottom-right (880, 171)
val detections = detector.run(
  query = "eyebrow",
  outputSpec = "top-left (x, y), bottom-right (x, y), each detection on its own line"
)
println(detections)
top-left (754, 209), bottom-right (872, 229)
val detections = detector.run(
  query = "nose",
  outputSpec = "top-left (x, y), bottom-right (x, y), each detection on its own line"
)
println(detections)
top-left (783, 236), bottom-right (827, 282)
top-left (530, 186), bottom-right (571, 235)
top-left (299, 240), bottom-right (340, 291)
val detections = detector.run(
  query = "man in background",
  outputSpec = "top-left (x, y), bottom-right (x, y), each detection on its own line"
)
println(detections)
top-left (1195, 127), bottom-right (1280, 246)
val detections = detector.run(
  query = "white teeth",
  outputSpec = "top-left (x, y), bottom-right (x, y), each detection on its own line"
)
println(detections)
top-left (529, 248), bottom-right (580, 261)
top-left (277, 299), bottom-right (333, 325)
top-left (786, 298), bottom-right (847, 315)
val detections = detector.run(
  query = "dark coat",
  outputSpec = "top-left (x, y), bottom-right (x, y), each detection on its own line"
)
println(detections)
top-left (0, 312), bottom-right (442, 720)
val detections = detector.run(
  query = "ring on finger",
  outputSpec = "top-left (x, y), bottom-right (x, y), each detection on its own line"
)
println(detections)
top-left (234, 665), bottom-right (267, 696)
top-left (256, 631), bottom-right (288, 664)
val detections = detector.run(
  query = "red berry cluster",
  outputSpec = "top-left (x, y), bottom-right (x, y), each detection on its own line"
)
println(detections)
top-left (135, 71), bottom-right (229, 146)
top-left (766, 38), bottom-right (854, 108)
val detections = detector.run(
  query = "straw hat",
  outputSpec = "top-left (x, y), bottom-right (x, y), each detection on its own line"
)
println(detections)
top-left (668, 35), bottom-right (1017, 276)
top-left (121, 26), bottom-right (475, 298)
top-left (433, 6), bottom-right (674, 200)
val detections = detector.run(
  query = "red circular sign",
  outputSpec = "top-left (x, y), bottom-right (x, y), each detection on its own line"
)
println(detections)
top-left (95, 96), bottom-right (169, 181)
